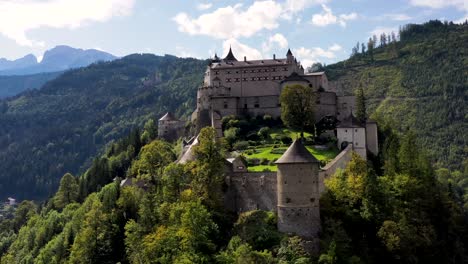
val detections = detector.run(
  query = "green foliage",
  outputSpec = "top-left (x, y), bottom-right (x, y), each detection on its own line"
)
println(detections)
top-left (233, 210), bottom-right (282, 251)
top-left (355, 87), bottom-right (366, 123)
top-left (326, 21), bottom-right (467, 170)
top-left (280, 84), bottom-right (316, 134)
top-left (0, 54), bottom-right (207, 200)
top-left (53, 173), bottom-right (79, 210)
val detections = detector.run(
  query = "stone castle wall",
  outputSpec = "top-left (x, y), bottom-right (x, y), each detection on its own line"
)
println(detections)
top-left (224, 172), bottom-right (277, 213)
top-left (318, 144), bottom-right (353, 193)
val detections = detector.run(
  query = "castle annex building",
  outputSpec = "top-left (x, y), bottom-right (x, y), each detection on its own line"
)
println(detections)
top-left (156, 48), bottom-right (379, 252)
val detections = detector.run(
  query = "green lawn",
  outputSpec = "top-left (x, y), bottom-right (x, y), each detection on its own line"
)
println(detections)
top-left (243, 145), bottom-right (339, 172)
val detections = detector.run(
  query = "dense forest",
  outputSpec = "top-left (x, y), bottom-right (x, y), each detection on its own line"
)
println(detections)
top-left (1, 120), bottom-right (467, 263)
top-left (0, 54), bottom-right (207, 200)
top-left (325, 20), bottom-right (467, 170)
top-left (0, 71), bottom-right (61, 98)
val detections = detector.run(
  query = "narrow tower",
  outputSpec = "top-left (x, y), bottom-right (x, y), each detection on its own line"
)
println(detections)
top-left (286, 48), bottom-right (294, 64)
top-left (275, 139), bottom-right (320, 251)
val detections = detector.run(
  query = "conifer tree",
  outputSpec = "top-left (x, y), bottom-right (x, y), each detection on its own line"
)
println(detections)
top-left (355, 87), bottom-right (366, 123)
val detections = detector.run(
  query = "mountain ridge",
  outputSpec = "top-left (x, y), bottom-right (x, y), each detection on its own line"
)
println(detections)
top-left (0, 45), bottom-right (117, 76)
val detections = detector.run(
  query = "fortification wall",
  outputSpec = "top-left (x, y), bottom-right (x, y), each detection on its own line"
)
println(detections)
top-left (318, 145), bottom-right (353, 194)
top-left (224, 172), bottom-right (277, 213)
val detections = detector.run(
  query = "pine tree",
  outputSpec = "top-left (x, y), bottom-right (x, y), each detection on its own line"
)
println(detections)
top-left (356, 87), bottom-right (366, 123)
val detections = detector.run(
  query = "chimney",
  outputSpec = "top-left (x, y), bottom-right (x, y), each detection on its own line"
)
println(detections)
top-left (244, 56), bottom-right (247, 62)
top-left (273, 54), bottom-right (276, 60)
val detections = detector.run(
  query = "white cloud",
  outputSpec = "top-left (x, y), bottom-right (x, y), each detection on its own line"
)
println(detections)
top-left (174, 1), bottom-right (283, 39)
top-left (369, 26), bottom-right (398, 38)
top-left (174, 0), bottom-right (329, 39)
top-left (409, 0), bottom-right (467, 10)
top-left (262, 33), bottom-right (289, 53)
top-left (293, 44), bottom-right (341, 67)
top-left (282, 0), bottom-right (328, 19)
top-left (383, 13), bottom-right (412, 21)
top-left (311, 4), bottom-right (357, 27)
top-left (0, 0), bottom-right (135, 47)
top-left (197, 3), bottom-right (213, 11)
top-left (410, 0), bottom-right (468, 22)
top-left (223, 38), bottom-right (263, 60)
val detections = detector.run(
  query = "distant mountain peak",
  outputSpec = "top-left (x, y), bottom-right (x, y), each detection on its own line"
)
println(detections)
top-left (0, 46), bottom-right (116, 76)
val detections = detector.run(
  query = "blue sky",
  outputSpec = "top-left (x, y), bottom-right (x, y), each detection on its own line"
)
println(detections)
top-left (0, 0), bottom-right (466, 67)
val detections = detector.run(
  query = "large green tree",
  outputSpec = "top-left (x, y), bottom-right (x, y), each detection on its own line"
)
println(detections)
top-left (279, 84), bottom-right (316, 136)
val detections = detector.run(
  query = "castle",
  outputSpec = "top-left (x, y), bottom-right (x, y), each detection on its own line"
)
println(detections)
top-left (157, 48), bottom-right (378, 252)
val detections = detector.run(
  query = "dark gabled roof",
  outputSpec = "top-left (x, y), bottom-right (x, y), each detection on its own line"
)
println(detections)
top-left (223, 47), bottom-right (238, 61)
top-left (286, 48), bottom-right (293, 56)
top-left (275, 139), bottom-right (319, 164)
top-left (337, 114), bottom-right (364, 128)
top-left (211, 53), bottom-right (221, 63)
top-left (281, 72), bottom-right (310, 84)
top-left (159, 112), bottom-right (179, 121)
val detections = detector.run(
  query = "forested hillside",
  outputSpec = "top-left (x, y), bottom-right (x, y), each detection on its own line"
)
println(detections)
top-left (0, 54), bottom-right (207, 200)
top-left (0, 72), bottom-right (62, 98)
top-left (325, 20), bottom-right (467, 170)
top-left (1, 125), bottom-right (467, 263)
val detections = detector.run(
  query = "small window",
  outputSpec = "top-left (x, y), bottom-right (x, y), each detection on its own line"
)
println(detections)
top-left (244, 104), bottom-right (247, 109)
top-left (243, 78), bottom-right (247, 81)
top-left (345, 129), bottom-right (348, 132)
top-left (286, 197), bottom-right (291, 203)
top-left (355, 129), bottom-right (358, 132)
top-left (227, 71), bottom-right (231, 74)
top-left (224, 104), bottom-right (228, 109)
top-left (254, 104), bottom-right (259, 108)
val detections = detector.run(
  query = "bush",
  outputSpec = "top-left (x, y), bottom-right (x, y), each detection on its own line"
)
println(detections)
top-left (270, 148), bottom-right (286, 155)
top-left (233, 141), bottom-right (249, 151)
top-left (260, 158), bottom-right (269, 165)
top-left (279, 135), bottom-right (293, 145)
top-left (247, 158), bottom-right (260, 166)
top-left (258, 127), bottom-right (271, 140)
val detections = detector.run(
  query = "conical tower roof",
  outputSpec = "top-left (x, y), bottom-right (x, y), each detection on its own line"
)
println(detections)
top-left (159, 112), bottom-right (179, 121)
top-left (276, 139), bottom-right (319, 164)
top-left (223, 46), bottom-right (238, 61)
top-left (286, 48), bottom-right (293, 56)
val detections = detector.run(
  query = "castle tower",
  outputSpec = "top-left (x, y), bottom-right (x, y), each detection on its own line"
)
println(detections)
top-left (158, 112), bottom-right (183, 141)
top-left (275, 139), bottom-right (321, 251)
top-left (286, 48), bottom-right (294, 64)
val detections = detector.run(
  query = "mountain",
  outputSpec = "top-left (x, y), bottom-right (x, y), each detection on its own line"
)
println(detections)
top-left (325, 20), bottom-right (467, 170)
top-left (0, 72), bottom-right (62, 98)
top-left (0, 54), bottom-right (37, 71)
top-left (0, 45), bottom-right (117, 76)
top-left (0, 54), bottom-right (207, 200)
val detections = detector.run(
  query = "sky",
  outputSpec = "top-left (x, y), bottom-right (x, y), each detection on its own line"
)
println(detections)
top-left (0, 0), bottom-right (466, 67)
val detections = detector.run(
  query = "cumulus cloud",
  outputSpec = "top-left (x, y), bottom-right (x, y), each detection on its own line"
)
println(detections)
top-left (197, 3), bottom-right (213, 11)
top-left (0, 0), bottom-right (135, 46)
top-left (293, 44), bottom-right (342, 67)
top-left (174, 0), bottom-right (329, 39)
top-left (222, 38), bottom-right (263, 60)
top-left (311, 4), bottom-right (357, 27)
top-left (173, 1), bottom-right (283, 39)
top-left (262, 33), bottom-right (289, 53)
top-left (282, 0), bottom-right (329, 19)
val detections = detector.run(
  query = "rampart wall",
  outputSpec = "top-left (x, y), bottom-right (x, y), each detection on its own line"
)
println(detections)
top-left (318, 145), bottom-right (353, 194)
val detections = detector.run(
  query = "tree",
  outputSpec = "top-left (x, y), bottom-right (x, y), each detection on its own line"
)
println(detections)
top-left (280, 84), bottom-right (316, 136)
top-left (53, 173), bottom-right (79, 210)
top-left (355, 87), bottom-right (366, 123)
top-left (130, 140), bottom-right (175, 182)
top-left (192, 127), bottom-right (225, 209)
top-left (361, 43), bottom-right (366, 54)
top-left (367, 38), bottom-right (374, 62)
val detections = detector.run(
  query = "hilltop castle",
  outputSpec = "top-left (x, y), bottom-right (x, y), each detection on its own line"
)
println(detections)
top-left (157, 48), bottom-right (378, 252)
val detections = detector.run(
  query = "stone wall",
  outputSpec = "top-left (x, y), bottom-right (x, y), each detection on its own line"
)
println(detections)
top-left (224, 172), bottom-right (277, 213)
top-left (318, 145), bottom-right (353, 194)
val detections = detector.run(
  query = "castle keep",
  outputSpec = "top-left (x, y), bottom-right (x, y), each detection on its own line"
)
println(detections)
top-left (160, 48), bottom-right (378, 251)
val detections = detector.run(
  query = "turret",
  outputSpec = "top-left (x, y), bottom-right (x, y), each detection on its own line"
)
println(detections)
top-left (286, 48), bottom-right (294, 64)
top-left (275, 139), bottom-right (320, 251)
top-left (223, 46), bottom-right (238, 62)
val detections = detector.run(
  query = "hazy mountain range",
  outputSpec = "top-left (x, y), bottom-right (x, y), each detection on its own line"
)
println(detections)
top-left (0, 45), bottom-right (117, 76)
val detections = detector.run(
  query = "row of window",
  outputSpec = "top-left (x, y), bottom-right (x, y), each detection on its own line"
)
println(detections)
top-left (225, 76), bottom-right (286, 83)
top-left (215, 67), bottom-right (288, 75)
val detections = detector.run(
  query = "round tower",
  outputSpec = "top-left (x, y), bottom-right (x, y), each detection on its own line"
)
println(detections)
top-left (275, 139), bottom-right (321, 246)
